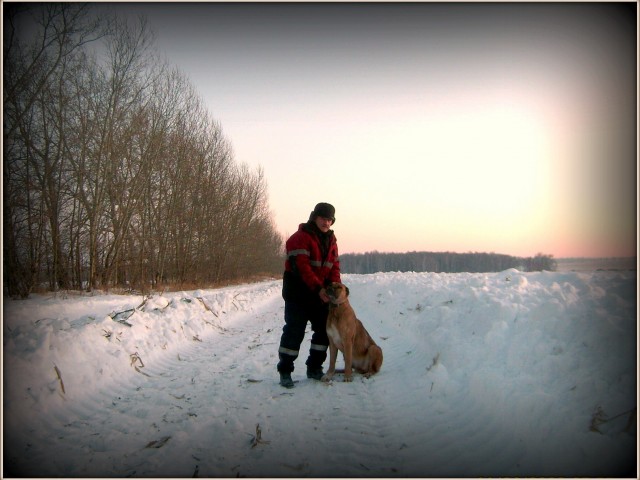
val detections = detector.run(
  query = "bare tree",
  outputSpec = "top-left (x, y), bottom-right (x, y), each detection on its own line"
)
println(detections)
top-left (4, 5), bottom-right (284, 296)
top-left (3, 4), bottom-right (104, 296)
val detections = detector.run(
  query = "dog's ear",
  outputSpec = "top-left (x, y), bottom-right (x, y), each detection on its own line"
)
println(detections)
top-left (345, 286), bottom-right (350, 297)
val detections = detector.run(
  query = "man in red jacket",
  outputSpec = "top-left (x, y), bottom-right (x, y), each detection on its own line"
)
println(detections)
top-left (277, 202), bottom-right (341, 388)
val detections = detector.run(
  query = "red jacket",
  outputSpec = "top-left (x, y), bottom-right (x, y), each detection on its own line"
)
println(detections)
top-left (283, 222), bottom-right (341, 301)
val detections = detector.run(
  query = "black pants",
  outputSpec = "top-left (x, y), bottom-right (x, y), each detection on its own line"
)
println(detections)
top-left (277, 300), bottom-right (329, 374)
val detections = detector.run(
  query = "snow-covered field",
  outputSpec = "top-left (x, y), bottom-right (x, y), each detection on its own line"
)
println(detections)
top-left (3, 269), bottom-right (637, 477)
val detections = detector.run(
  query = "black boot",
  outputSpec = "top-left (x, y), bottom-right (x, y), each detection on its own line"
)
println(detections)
top-left (279, 372), bottom-right (295, 388)
top-left (306, 367), bottom-right (324, 381)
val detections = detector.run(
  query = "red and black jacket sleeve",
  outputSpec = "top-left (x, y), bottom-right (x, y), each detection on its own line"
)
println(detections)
top-left (283, 225), bottom-right (341, 301)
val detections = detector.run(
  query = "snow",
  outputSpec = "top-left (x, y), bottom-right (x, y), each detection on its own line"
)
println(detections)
top-left (3, 270), bottom-right (637, 477)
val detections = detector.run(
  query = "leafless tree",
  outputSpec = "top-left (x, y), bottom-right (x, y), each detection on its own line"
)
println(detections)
top-left (3, 5), bottom-right (284, 297)
top-left (4, 4), bottom-right (104, 296)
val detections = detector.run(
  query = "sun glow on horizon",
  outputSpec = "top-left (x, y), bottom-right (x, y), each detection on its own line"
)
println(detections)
top-left (128, 3), bottom-right (636, 259)
top-left (267, 92), bottom-right (567, 258)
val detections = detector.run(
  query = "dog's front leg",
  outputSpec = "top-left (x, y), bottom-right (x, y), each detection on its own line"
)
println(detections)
top-left (343, 341), bottom-right (353, 382)
top-left (322, 340), bottom-right (338, 382)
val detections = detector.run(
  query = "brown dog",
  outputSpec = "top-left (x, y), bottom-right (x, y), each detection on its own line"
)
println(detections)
top-left (322, 282), bottom-right (383, 382)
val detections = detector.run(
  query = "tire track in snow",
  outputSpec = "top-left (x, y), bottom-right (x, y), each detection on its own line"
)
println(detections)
top-left (250, 294), bottom-right (442, 477)
top-left (354, 304), bottom-right (520, 476)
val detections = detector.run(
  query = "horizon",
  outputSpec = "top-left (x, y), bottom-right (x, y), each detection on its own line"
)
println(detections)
top-left (102, 3), bottom-right (636, 259)
top-left (337, 249), bottom-right (637, 261)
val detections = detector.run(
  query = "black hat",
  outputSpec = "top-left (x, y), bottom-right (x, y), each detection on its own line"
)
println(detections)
top-left (310, 202), bottom-right (335, 223)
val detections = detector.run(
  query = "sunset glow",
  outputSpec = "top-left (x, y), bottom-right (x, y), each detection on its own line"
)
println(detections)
top-left (111, 3), bottom-right (636, 258)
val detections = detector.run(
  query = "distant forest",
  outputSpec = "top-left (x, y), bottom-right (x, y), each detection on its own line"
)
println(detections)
top-left (340, 251), bottom-right (557, 274)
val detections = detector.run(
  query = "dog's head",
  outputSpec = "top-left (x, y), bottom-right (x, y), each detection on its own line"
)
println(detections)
top-left (326, 282), bottom-right (350, 305)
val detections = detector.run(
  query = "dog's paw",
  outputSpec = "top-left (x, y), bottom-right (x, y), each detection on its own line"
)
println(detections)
top-left (321, 374), bottom-right (333, 382)
top-left (343, 375), bottom-right (353, 382)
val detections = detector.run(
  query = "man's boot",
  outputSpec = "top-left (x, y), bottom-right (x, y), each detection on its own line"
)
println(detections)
top-left (306, 367), bottom-right (324, 381)
top-left (279, 372), bottom-right (295, 388)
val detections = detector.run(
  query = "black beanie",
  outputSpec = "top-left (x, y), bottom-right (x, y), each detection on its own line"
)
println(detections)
top-left (310, 202), bottom-right (336, 223)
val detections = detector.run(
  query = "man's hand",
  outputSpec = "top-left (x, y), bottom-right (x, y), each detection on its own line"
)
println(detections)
top-left (319, 288), bottom-right (330, 303)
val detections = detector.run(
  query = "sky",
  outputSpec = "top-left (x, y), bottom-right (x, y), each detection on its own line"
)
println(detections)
top-left (107, 2), bottom-right (636, 258)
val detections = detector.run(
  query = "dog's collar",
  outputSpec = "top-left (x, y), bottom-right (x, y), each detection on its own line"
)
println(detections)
top-left (329, 297), bottom-right (348, 306)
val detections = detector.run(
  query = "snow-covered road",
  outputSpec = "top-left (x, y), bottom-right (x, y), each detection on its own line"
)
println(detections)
top-left (3, 271), bottom-right (637, 477)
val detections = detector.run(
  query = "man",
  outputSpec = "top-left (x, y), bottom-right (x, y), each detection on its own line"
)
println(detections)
top-left (277, 202), bottom-right (341, 388)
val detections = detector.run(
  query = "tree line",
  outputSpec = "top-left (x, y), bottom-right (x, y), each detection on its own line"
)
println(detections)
top-left (339, 251), bottom-right (557, 274)
top-left (3, 5), bottom-right (284, 298)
